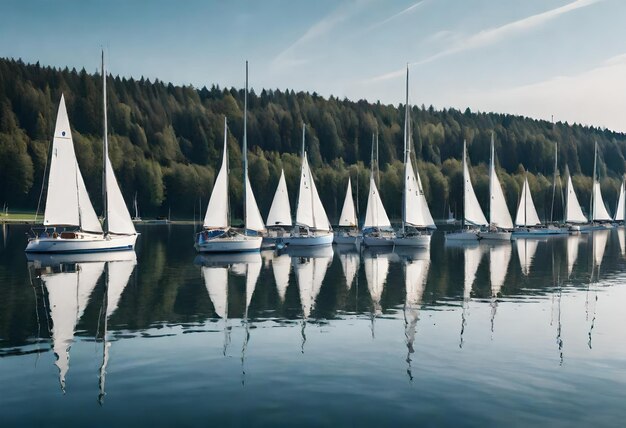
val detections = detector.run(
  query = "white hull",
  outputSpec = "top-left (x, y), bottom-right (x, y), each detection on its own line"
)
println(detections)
top-left (480, 231), bottom-right (512, 241)
top-left (282, 231), bottom-right (333, 247)
top-left (195, 235), bottom-right (262, 253)
top-left (25, 233), bottom-right (137, 253)
top-left (572, 223), bottom-right (609, 233)
top-left (445, 230), bottom-right (480, 241)
top-left (393, 234), bottom-right (431, 247)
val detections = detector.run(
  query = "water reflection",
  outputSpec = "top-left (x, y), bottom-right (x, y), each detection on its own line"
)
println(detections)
top-left (27, 251), bottom-right (136, 396)
top-left (489, 243), bottom-right (512, 335)
top-left (363, 248), bottom-right (392, 338)
top-left (516, 238), bottom-right (539, 276)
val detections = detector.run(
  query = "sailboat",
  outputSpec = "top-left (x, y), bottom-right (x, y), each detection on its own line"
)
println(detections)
top-left (446, 140), bottom-right (488, 241)
top-left (394, 67), bottom-right (436, 247)
top-left (26, 54), bottom-right (138, 253)
top-left (196, 62), bottom-right (264, 253)
top-left (333, 177), bottom-right (360, 245)
top-left (282, 125), bottom-right (333, 247)
top-left (512, 175), bottom-right (549, 237)
top-left (264, 169), bottom-right (292, 245)
top-left (362, 134), bottom-right (395, 246)
top-left (564, 167), bottom-right (589, 232)
top-left (588, 142), bottom-right (613, 230)
top-left (613, 179), bottom-right (625, 226)
top-left (480, 133), bottom-right (513, 241)
top-left (98, 252), bottom-right (137, 403)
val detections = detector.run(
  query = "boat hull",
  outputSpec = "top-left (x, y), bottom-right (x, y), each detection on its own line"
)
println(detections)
top-left (333, 232), bottom-right (360, 245)
top-left (479, 231), bottom-right (512, 241)
top-left (445, 230), bottom-right (480, 241)
top-left (513, 227), bottom-right (569, 237)
top-left (282, 231), bottom-right (333, 247)
top-left (25, 233), bottom-right (137, 253)
top-left (393, 234), bottom-right (431, 247)
top-left (195, 235), bottom-right (262, 253)
top-left (362, 235), bottom-right (395, 247)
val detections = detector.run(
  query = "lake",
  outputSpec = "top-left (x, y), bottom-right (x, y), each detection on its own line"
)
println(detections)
top-left (1, 224), bottom-right (625, 427)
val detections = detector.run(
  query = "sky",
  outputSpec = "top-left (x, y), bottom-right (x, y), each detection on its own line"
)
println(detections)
top-left (1, 0), bottom-right (625, 131)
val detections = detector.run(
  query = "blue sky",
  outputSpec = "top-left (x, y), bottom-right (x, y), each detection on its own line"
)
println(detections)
top-left (1, 0), bottom-right (625, 130)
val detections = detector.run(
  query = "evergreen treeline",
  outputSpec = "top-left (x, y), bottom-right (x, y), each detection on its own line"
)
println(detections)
top-left (0, 57), bottom-right (625, 222)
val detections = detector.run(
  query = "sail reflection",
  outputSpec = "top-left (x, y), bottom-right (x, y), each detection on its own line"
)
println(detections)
top-left (489, 243), bottom-right (512, 334)
top-left (617, 227), bottom-right (625, 258)
top-left (400, 248), bottom-right (430, 381)
top-left (458, 243), bottom-right (484, 347)
top-left (567, 234), bottom-right (582, 278)
top-left (335, 244), bottom-right (359, 290)
top-left (516, 238), bottom-right (539, 276)
top-left (290, 246), bottom-right (333, 352)
top-left (363, 248), bottom-right (392, 338)
top-left (271, 252), bottom-right (291, 303)
top-left (27, 251), bottom-right (136, 395)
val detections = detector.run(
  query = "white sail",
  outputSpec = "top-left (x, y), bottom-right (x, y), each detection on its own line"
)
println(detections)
top-left (567, 235), bottom-right (580, 277)
top-left (416, 169), bottom-right (436, 229)
top-left (105, 156), bottom-right (136, 234)
top-left (464, 246), bottom-right (484, 300)
top-left (105, 255), bottom-right (137, 317)
top-left (44, 95), bottom-right (102, 233)
top-left (44, 261), bottom-right (104, 390)
top-left (490, 244), bottom-right (511, 297)
top-left (272, 253), bottom-right (291, 302)
top-left (516, 239), bottom-right (538, 276)
top-left (566, 175), bottom-right (587, 223)
top-left (203, 266), bottom-right (228, 319)
top-left (463, 142), bottom-right (488, 226)
top-left (593, 229), bottom-right (609, 268)
top-left (363, 175), bottom-right (392, 229)
top-left (404, 160), bottom-right (429, 227)
top-left (203, 119), bottom-right (229, 229)
top-left (592, 182), bottom-right (612, 221)
top-left (365, 253), bottom-right (390, 315)
top-left (245, 173), bottom-right (265, 232)
top-left (295, 153), bottom-right (331, 230)
top-left (515, 177), bottom-right (541, 226)
top-left (266, 169), bottom-right (292, 227)
top-left (339, 251), bottom-right (359, 290)
top-left (338, 177), bottom-right (357, 227)
top-left (489, 137), bottom-right (513, 229)
top-left (615, 182), bottom-right (625, 222)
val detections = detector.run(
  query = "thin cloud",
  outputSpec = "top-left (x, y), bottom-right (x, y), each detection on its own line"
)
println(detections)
top-left (367, 0), bottom-right (426, 31)
top-left (366, 0), bottom-right (604, 83)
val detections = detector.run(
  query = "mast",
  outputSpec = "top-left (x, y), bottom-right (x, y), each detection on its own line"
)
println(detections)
top-left (402, 65), bottom-right (409, 236)
top-left (591, 141), bottom-right (597, 220)
top-left (371, 133), bottom-right (377, 227)
top-left (550, 142), bottom-right (557, 223)
top-left (102, 50), bottom-right (109, 234)
top-left (376, 133), bottom-right (380, 185)
top-left (243, 61), bottom-right (248, 235)
top-left (462, 140), bottom-right (466, 229)
top-left (524, 173), bottom-right (528, 226)
top-left (489, 135), bottom-right (493, 225)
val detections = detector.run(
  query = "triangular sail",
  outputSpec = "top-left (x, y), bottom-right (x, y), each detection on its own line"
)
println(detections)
top-left (614, 182), bottom-right (625, 222)
top-left (516, 239), bottom-right (538, 276)
top-left (490, 244), bottom-right (511, 297)
top-left (416, 170), bottom-right (436, 229)
top-left (515, 177), bottom-right (541, 226)
top-left (338, 178), bottom-right (357, 227)
top-left (44, 96), bottom-right (102, 233)
top-left (203, 119), bottom-right (229, 229)
top-left (463, 142), bottom-right (488, 226)
top-left (404, 160), bottom-right (429, 228)
top-left (295, 153), bottom-right (330, 231)
top-left (363, 175), bottom-right (392, 229)
top-left (310, 164), bottom-right (331, 231)
top-left (592, 182), bottom-right (612, 221)
top-left (566, 175), bottom-right (587, 223)
top-left (245, 173), bottom-right (265, 232)
top-left (266, 170), bottom-right (292, 227)
top-left (489, 136), bottom-right (513, 229)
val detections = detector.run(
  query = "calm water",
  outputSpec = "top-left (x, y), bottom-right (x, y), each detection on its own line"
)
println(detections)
top-left (1, 224), bottom-right (626, 427)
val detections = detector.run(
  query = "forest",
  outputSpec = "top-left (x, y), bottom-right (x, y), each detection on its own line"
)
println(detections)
top-left (0, 57), bottom-right (625, 223)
